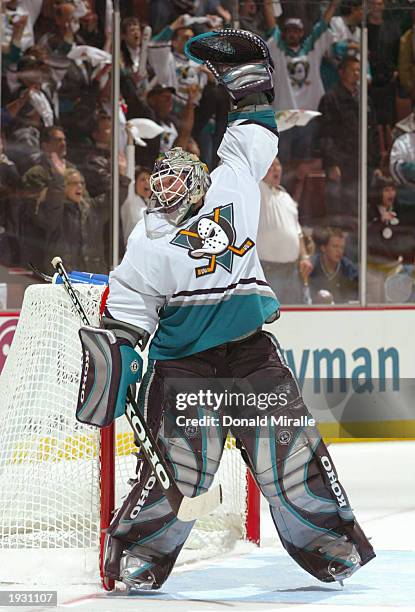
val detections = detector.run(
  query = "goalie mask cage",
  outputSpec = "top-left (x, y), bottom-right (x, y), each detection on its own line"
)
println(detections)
top-left (0, 284), bottom-right (260, 588)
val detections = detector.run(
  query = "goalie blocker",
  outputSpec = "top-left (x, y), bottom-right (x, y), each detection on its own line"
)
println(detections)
top-left (76, 318), bottom-right (148, 427)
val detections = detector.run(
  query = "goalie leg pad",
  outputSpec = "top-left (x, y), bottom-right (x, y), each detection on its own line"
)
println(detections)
top-left (104, 356), bottom-right (227, 589)
top-left (77, 326), bottom-right (142, 427)
top-left (227, 331), bottom-right (375, 584)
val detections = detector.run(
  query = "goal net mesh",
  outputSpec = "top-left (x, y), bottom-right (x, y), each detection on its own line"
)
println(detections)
top-left (0, 284), bottom-right (251, 566)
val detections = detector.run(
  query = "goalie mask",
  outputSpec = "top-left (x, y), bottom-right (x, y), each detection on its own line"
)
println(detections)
top-left (145, 148), bottom-right (211, 237)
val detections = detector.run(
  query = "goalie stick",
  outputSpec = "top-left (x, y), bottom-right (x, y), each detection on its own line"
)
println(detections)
top-left (50, 256), bottom-right (222, 522)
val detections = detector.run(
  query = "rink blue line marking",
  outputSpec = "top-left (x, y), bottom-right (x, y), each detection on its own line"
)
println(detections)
top-left (121, 549), bottom-right (415, 606)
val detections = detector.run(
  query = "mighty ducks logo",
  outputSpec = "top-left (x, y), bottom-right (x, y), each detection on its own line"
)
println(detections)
top-left (171, 203), bottom-right (254, 278)
top-left (287, 56), bottom-right (310, 89)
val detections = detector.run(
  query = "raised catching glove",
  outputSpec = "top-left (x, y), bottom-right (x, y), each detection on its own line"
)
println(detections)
top-left (184, 29), bottom-right (275, 103)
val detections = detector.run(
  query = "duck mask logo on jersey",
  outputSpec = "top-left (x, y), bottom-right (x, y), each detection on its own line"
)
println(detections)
top-left (171, 203), bottom-right (254, 277)
top-left (287, 56), bottom-right (310, 89)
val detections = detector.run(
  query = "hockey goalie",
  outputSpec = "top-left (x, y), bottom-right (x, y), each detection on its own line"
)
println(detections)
top-left (80, 29), bottom-right (375, 590)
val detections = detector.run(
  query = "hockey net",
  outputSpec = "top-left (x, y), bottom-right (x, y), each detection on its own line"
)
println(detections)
top-left (0, 284), bottom-right (259, 587)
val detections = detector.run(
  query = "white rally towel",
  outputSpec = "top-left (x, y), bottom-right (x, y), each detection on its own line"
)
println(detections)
top-left (67, 46), bottom-right (112, 66)
top-left (128, 118), bottom-right (165, 147)
top-left (275, 110), bottom-right (321, 132)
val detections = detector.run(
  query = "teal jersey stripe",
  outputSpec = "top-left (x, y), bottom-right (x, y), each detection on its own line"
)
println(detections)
top-left (152, 25), bottom-right (173, 42)
top-left (149, 293), bottom-right (280, 360)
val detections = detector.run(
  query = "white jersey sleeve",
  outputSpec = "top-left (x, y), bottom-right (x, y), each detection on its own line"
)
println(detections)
top-left (217, 121), bottom-right (279, 184)
top-left (106, 225), bottom-right (166, 335)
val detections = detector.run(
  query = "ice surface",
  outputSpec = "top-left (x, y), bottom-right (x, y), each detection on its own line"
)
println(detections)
top-left (0, 441), bottom-right (414, 611)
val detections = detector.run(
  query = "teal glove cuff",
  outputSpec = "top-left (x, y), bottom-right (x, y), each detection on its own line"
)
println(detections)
top-left (115, 346), bottom-right (143, 419)
top-left (228, 107), bottom-right (278, 130)
top-left (401, 162), bottom-right (415, 182)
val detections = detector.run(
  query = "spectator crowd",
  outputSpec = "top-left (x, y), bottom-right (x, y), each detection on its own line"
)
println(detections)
top-left (1, 0), bottom-right (415, 307)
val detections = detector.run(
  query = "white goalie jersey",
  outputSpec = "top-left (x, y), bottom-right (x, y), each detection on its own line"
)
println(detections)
top-left (107, 121), bottom-right (280, 360)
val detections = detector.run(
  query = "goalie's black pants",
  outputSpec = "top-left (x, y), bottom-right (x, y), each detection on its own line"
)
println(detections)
top-left (104, 330), bottom-right (375, 588)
